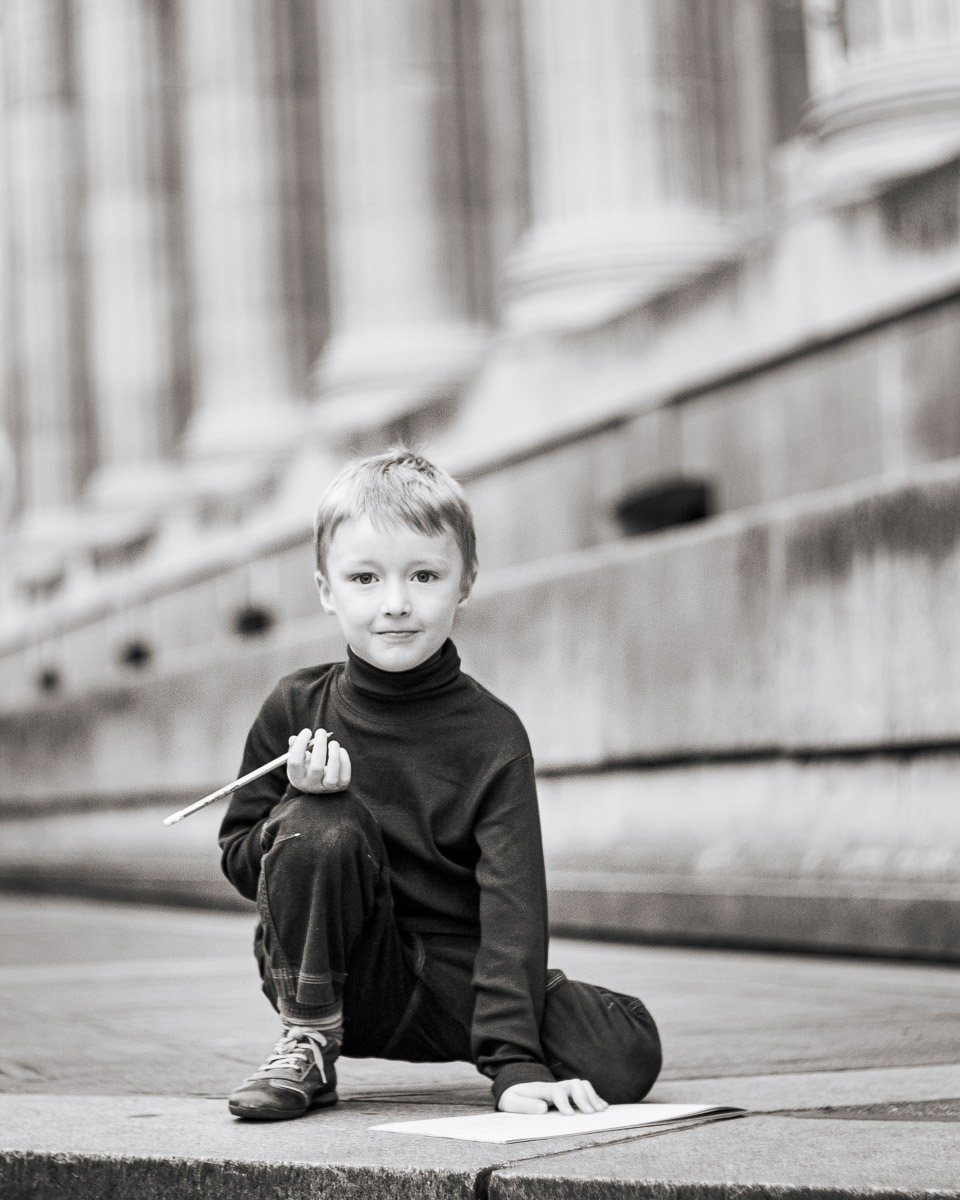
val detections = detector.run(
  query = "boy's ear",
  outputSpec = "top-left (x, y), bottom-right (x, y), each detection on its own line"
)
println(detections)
top-left (457, 572), bottom-right (474, 607)
top-left (315, 571), bottom-right (336, 615)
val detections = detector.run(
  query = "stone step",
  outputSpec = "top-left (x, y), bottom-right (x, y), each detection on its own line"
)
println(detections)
top-left (5, 1091), bottom-right (960, 1200)
top-left (4, 896), bottom-right (960, 1200)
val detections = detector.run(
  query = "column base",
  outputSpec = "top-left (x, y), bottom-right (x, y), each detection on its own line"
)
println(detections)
top-left (502, 210), bottom-right (742, 336)
top-left (312, 323), bottom-right (486, 439)
top-left (0, 426), bottom-right (14, 529)
top-left (805, 45), bottom-right (960, 200)
top-left (182, 399), bottom-right (308, 463)
top-left (7, 505), bottom-right (150, 605)
top-left (8, 506), bottom-right (85, 605)
top-left (84, 460), bottom-right (183, 514)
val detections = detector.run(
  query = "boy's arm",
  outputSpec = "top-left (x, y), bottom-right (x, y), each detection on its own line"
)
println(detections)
top-left (471, 752), bottom-right (557, 1106)
top-left (218, 683), bottom-right (303, 900)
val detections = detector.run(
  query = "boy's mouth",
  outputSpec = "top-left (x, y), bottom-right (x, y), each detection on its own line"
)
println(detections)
top-left (376, 629), bottom-right (418, 640)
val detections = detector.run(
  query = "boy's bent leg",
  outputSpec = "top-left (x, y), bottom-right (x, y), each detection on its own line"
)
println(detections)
top-left (539, 972), bottom-right (662, 1105)
top-left (380, 933), bottom-right (477, 1065)
top-left (255, 791), bottom-right (416, 1044)
top-left (232, 792), bottom-right (418, 1119)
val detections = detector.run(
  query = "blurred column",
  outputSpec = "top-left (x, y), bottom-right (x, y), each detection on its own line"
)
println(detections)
top-left (803, 0), bottom-right (960, 185)
top-left (314, 0), bottom-right (485, 433)
top-left (503, 0), bottom-right (760, 334)
top-left (287, 0), bottom-right (328, 377)
top-left (0, 13), bottom-right (14, 537)
top-left (75, 0), bottom-right (185, 508)
top-left (457, 0), bottom-right (532, 324)
top-left (3, 0), bottom-right (91, 514)
top-left (177, 0), bottom-right (307, 461)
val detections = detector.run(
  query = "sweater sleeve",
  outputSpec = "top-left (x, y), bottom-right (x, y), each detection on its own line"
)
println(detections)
top-left (470, 752), bottom-right (556, 1105)
top-left (218, 679), bottom-right (303, 900)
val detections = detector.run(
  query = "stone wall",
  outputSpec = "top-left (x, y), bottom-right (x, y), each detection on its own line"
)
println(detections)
top-left (5, 458), bottom-right (960, 955)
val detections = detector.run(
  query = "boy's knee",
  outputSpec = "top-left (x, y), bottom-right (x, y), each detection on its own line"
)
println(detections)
top-left (586, 1004), bottom-right (661, 1104)
top-left (541, 976), bottom-right (662, 1105)
top-left (603, 1014), bottom-right (662, 1103)
top-left (261, 792), bottom-right (380, 867)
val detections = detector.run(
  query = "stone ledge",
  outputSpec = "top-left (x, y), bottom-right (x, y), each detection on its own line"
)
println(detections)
top-left (0, 1094), bottom-right (722, 1200)
top-left (489, 1114), bottom-right (960, 1200)
top-left (4, 1093), bottom-right (960, 1200)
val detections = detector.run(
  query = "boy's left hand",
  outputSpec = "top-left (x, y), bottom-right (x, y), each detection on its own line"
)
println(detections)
top-left (287, 728), bottom-right (352, 794)
top-left (498, 1079), bottom-right (608, 1115)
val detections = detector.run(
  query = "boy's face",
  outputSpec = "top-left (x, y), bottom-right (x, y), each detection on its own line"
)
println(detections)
top-left (316, 515), bottom-right (470, 673)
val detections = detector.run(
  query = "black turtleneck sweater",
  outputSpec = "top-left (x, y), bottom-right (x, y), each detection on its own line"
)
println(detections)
top-left (218, 639), bottom-right (554, 1098)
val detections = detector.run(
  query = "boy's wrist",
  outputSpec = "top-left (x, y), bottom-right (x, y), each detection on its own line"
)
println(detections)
top-left (490, 1061), bottom-right (556, 1108)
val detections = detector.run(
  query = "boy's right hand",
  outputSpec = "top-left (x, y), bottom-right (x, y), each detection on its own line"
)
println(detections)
top-left (498, 1079), bottom-right (608, 1115)
top-left (287, 728), bottom-right (351, 794)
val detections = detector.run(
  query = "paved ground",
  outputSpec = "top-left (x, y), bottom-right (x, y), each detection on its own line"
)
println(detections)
top-left (2, 893), bottom-right (960, 1199)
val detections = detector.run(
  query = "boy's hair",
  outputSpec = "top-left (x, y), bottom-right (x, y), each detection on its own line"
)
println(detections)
top-left (314, 449), bottom-right (478, 593)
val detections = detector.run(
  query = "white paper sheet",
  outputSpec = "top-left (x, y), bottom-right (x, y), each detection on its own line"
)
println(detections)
top-left (370, 1102), bottom-right (744, 1144)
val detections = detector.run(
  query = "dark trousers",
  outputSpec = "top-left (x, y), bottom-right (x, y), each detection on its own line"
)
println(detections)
top-left (253, 793), bottom-right (662, 1104)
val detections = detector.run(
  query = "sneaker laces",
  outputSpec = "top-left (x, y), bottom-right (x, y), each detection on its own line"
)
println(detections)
top-left (262, 1026), bottom-right (330, 1084)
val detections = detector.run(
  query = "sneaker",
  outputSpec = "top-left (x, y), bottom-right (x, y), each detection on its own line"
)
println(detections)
top-left (228, 1026), bottom-right (339, 1120)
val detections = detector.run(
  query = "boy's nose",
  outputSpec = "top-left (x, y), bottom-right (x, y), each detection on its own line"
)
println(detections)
top-left (381, 583), bottom-right (411, 616)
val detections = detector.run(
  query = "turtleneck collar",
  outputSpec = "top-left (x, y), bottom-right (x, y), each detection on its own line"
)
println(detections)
top-left (342, 638), bottom-right (462, 704)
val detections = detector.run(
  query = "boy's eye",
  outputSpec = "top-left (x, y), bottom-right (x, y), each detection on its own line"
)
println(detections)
top-left (352, 572), bottom-right (376, 585)
top-left (413, 570), bottom-right (437, 583)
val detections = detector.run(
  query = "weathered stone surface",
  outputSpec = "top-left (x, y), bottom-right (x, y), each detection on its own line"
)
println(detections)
top-left (488, 1114), bottom-right (960, 1200)
top-left (0, 1095), bottom-right (521, 1200)
top-left (3, 896), bottom-right (960, 1200)
top-left (655, 1064), bottom-right (960, 1113)
top-left (5, 896), bottom-right (960, 1099)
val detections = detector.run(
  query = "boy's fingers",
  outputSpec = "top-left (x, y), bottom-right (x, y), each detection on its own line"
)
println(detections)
top-left (307, 729), bottom-right (328, 773)
top-left (551, 1084), bottom-right (574, 1115)
top-left (582, 1080), bottom-right (608, 1110)
top-left (288, 728), bottom-right (313, 768)
top-left (568, 1079), bottom-right (596, 1113)
top-left (339, 748), bottom-right (352, 788)
top-left (323, 740), bottom-right (341, 788)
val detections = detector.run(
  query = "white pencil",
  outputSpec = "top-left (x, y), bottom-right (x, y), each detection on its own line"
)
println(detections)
top-left (163, 735), bottom-right (329, 826)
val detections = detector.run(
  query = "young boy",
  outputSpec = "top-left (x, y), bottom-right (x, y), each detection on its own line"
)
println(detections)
top-left (219, 449), bottom-right (661, 1120)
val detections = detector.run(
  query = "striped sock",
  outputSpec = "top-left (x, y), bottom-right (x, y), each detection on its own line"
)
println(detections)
top-left (282, 1006), bottom-right (343, 1048)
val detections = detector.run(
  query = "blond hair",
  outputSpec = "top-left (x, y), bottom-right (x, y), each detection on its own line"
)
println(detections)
top-left (314, 449), bottom-right (478, 592)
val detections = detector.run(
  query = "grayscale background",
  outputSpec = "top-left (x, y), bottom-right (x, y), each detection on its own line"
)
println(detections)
top-left (1, 0), bottom-right (960, 965)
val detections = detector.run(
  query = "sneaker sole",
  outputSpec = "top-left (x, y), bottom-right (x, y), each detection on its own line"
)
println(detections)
top-left (229, 1090), bottom-right (338, 1121)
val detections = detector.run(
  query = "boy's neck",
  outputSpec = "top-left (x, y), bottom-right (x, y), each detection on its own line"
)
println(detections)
top-left (344, 639), bottom-right (460, 700)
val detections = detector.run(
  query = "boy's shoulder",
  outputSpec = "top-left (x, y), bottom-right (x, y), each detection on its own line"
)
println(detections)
top-left (279, 661), bottom-right (342, 688)
top-left (458, 671), bottom-right (533, 757)
top-left (256, 660), bottom-right (343, 719)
